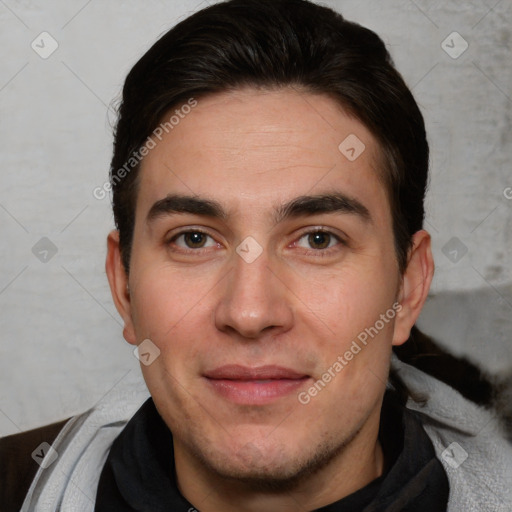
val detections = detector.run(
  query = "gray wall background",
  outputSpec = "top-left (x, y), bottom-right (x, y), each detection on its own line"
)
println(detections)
top-left (0, 0), bottom-right (511, 437)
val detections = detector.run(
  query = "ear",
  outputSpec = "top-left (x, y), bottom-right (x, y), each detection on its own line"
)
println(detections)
top-left (392, 230), bottom-right (434, 346)
top-left (105, 230), bottom-right (137, 345)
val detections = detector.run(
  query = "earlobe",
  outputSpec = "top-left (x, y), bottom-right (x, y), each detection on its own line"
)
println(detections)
top-left (392, 230), bottom-right (434, 346)
top-left (105, 230), bottom-right (137, 345)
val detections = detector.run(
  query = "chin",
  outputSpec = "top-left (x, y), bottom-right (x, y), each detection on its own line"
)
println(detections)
top-left (208, 455), bottom-right (312, 492)
top-left (190, 434), bottom-right (350, 492)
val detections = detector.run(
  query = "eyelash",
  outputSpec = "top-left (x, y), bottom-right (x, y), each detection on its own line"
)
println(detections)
top-left (166, 228), bottom-right (347, 258)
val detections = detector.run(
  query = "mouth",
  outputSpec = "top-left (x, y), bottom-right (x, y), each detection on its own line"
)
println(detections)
top-left (203, 365), bottom-right (311, 405)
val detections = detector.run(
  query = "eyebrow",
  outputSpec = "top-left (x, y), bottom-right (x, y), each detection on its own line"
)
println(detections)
top-left (146, 192), bottom-right (371, 225)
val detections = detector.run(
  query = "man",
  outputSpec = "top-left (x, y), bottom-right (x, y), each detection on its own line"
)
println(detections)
top-left (3, 0), bottom-right (511, 510)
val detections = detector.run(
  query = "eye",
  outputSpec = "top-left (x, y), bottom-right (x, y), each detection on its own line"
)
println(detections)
top-left (294, 229), bottom-right (345, 254)
top-left (169, 230), bottom-right (218, 250)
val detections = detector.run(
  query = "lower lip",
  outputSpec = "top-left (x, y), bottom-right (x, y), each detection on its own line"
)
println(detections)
top-left (205, 377), bottom-right (310, 405)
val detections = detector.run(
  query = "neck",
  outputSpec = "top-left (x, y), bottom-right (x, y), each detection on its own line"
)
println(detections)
top-left (174, 407), bottom-right (385, 512)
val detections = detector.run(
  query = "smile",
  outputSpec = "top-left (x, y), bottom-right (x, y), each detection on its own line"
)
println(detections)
top-left (203, 365), bottom-right (311, 405)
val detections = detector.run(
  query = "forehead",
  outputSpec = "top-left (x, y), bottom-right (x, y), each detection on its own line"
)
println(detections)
top-left (136, 88), bottom-right (391, 227)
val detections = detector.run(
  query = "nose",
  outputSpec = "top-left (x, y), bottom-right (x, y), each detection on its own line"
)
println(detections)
top-left (214, 248), bottom-right (294, 340)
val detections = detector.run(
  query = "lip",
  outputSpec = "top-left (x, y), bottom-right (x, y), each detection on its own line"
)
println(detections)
top-left (204, 365), bottom-right (310, 405)
top-left (204, 365), bottom-right (308, 380)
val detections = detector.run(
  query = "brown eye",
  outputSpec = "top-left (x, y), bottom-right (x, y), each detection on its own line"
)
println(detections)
top-left (294, 229), bottom-right (345, 256)
top-left (169, 230), bottom-right (217, 251)
top-left (183, 232), bottom-right (207, 248)
top-left (307, 232), bottom-right (331, 250)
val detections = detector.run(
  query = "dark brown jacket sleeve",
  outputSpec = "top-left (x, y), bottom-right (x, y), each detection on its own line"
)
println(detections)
top-left (0, 418), bottom-right (71, 512)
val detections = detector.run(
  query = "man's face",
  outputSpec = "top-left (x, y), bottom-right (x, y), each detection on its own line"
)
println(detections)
top-left (117, 88), bottom-right (407, 483)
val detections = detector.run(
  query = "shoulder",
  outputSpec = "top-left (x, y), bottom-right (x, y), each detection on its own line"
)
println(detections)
top-left (392, 355), bottom-right (512, 511)
top-left (0, 418), bottom-right (71, 512)
top-left (19, 370), bottom-right (150, 511)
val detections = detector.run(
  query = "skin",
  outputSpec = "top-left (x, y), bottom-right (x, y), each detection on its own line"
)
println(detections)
top-left (106, 87), bottom-right (434, 512)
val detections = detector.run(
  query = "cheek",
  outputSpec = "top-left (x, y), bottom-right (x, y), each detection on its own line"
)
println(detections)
top-left (299, 276), bottom-right (396, 423)
top-left (294, 261), bottom-right (397, 331)
top-left (131, 271), bottom-right (211, 406)
top-left (294, 263), bottom-right (398, 390)
top-left (129, 264), bottom-right (208, 345)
